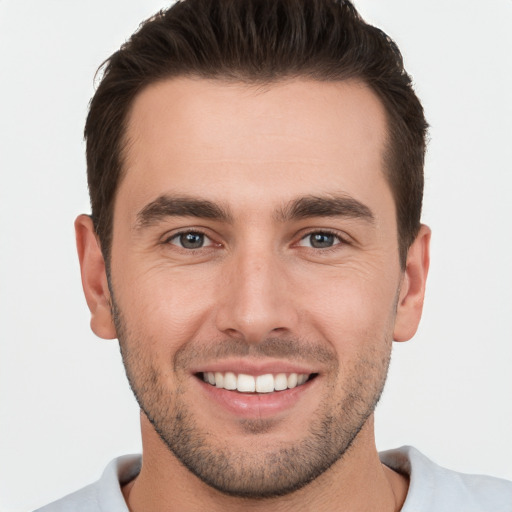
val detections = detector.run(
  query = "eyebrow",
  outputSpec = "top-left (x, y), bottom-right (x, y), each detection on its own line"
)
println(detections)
top-left (134, 193), bottom-right (374, 230)
top-left (277, 195), bottom-right (375, 223)
top-left (135, 195), bottom-right (233, 229)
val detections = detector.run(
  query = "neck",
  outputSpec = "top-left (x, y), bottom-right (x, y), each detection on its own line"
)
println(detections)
top-left (123, 414), bottom-right (408, 512)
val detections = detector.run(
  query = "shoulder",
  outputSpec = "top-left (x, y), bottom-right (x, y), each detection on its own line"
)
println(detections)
top-left (34, 455), bottom-right (141, 512)
top-left (34, 481), bottom-right (103, 512)
top-left (380, 446), bottom-right (512, 512)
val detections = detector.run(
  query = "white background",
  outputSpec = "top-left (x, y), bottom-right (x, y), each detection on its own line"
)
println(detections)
top-left (1, 1), bottom-right (511, 510)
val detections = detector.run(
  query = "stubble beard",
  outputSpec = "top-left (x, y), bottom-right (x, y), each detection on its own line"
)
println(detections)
top-left (112, 297), bottom-right (392, 499)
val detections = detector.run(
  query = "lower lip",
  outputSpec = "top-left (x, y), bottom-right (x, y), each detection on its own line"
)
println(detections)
top-left (196, 377), bottom-right (315, 419)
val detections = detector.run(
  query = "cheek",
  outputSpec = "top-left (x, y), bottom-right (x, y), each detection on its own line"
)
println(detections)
top-left (299, 265), bottom-right (399, 351)
top-left (112, 262), bottom-right (220, 346)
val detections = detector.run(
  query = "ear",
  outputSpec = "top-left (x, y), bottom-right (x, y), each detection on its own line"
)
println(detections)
top-left (393, 224), bottom-right (431, 342)
top-left (75, 214), bottom-right (117, 340)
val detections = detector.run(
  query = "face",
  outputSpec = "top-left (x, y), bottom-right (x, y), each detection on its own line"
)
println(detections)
top-left (78, 78), bottom-right (428, 498)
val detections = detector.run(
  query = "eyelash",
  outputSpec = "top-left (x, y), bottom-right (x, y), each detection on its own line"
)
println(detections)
top-left (163, 229), bottom-right (216, 250)
top-left (296, 229), bottom-right (348, 251)
top-left (162, 228), bottom-right (348, 252)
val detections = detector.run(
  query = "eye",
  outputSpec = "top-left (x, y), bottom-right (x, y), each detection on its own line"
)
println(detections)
top-left (298, 231), bottom-right (342, 249)
top-left (167, 231), bottom-right (213, 249)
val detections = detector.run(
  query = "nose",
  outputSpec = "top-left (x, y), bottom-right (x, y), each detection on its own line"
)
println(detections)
top-left (215, 247), bottom-right (299, 343)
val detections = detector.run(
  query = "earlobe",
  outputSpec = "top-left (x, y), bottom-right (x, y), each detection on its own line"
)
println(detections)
top-left (75, 214), bottom-right (117, 340)
top-left (393, 224), bottom-right (431, 342)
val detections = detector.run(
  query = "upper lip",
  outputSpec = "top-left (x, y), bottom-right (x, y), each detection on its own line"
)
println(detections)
top-left (190, 358), bottom-right (317, 376)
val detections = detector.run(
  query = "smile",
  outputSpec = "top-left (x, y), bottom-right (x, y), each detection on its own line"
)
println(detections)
top-left (200, 372), bottom-right (315, 393)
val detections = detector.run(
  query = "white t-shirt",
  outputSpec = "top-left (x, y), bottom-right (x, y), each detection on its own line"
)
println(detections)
top-left (35, 446), bottom-right (512, 511)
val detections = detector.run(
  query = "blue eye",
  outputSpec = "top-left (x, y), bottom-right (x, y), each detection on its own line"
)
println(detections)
top-left (299, 232), bottom-right (341, 249)
top-left (169, 231), bottom-right (210, 249)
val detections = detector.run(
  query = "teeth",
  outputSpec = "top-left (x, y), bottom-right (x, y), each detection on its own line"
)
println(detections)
top-left (237, 373), bottom-right (256, 392)
top-left (214, 372), bottom-right (224, 388)
top-left (223, 372), bottom-right (237, 390)
top-left (255, 374), bottom-right (274, 393)
top-left (287, 373), bottom-right (298, 389)
top-left (201, 371), bottom-right (311, 393)
top-left (274, 373), bottom-right (288, 391)
top-left (297, 374), bottom-right (308, 385)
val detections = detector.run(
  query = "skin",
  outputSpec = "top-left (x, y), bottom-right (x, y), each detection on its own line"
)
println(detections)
top-left (76, 78), bottom-right (430, 511)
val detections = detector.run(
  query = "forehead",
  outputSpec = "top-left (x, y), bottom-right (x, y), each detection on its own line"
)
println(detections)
top-left (119, 77), bottom-right (391, 219)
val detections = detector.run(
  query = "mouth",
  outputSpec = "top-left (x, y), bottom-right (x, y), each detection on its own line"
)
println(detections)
top-left (197, 371), bottom-right (318, 393)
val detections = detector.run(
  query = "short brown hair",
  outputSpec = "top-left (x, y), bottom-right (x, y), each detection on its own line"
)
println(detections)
top-left (85, 0), bottom-right (428, 268)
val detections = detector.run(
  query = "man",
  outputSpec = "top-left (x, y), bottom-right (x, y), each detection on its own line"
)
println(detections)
top-left (36, 0), bottom-right (512, 510)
